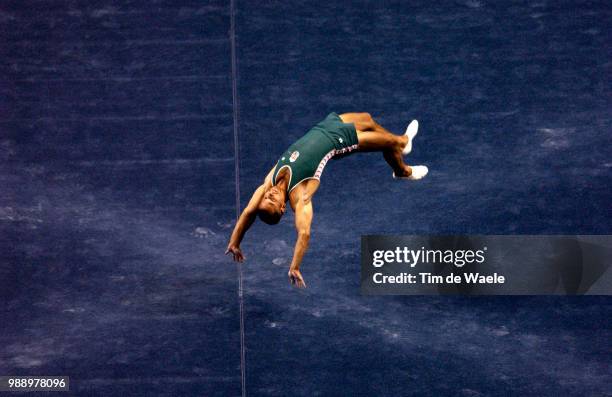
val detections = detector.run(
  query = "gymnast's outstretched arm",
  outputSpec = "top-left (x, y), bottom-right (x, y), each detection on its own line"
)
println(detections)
top-left (226, 168), bottom-right (274, 262)
top-left (287, 198), bottom-right (313, 288)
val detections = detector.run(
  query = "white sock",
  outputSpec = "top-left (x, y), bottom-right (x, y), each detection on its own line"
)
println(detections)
top-left (392, 165), bottom-right (429, 180)
top-left (408, 165), bottom-right (428, 180)
top-left (402, 120), bottom-right (419, 155)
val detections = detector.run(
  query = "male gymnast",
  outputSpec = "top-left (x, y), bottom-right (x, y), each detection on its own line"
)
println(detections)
top-left (226, 112), bottom-right (428, 288)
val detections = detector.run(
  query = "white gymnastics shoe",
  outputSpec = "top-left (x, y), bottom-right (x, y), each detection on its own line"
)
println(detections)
top-left (392, 165), bottom-right (429, 180)
top-left (402, 120), bottom-right (419, 155)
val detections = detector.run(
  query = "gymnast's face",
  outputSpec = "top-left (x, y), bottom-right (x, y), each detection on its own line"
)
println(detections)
top-left (264, 186), bottom-right (284, 206)
top-left (257, 187), bottom-right (286, 225)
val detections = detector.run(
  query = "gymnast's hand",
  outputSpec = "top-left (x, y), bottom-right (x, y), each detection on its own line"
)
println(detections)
top-left (288, 268), bottom-right (306, 289)
top-left (225, 244), bottom-right (245, 262)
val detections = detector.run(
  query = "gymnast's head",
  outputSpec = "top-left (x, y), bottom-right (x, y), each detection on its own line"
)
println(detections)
top-left (257, 186), bottom-right (286, 225)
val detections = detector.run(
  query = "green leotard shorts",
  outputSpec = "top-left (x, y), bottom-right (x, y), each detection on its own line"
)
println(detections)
top-left (272, 112), bottom-right (359, 192)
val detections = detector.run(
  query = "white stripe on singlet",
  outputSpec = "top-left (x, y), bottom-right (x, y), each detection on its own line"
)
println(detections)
top-left (314, 143), bottom-right (359, 179)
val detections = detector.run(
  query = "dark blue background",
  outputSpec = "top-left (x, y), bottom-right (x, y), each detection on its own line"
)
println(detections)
top-left (1, 0), bottom-right (610, 395)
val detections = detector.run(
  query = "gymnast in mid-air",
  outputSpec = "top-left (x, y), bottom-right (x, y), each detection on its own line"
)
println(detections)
top-left (226, 112), bottom-right (428, 288)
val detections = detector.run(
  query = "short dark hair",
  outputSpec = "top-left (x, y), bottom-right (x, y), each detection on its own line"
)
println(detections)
top-left (257, 208), bottom-right (282, 225)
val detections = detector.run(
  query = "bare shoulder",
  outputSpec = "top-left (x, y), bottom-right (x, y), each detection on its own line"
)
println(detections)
top-left (303, 178), bottom-right (320, 198)
top-left (289, 179), bottom-right (320, 209)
